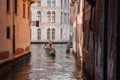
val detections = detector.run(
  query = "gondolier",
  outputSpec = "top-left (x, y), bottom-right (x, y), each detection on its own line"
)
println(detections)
top-left (66, 42), bottom-right (70, 55)
top-left (48, 40), bottom-right (52, 47)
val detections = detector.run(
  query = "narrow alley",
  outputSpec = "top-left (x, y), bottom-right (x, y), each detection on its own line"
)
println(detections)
top-left (1, 44), bottom-right (82, 80)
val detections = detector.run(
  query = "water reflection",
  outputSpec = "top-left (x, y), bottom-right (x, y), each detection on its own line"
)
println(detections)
top-left (1, 44), bottom-right (82, 80)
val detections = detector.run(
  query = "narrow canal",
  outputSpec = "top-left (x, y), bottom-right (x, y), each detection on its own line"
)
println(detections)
top-left (2, 44), bottom-right (82, 80)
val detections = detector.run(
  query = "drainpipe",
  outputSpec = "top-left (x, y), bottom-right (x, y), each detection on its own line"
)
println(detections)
top-left (13, 0), bottom-right (15, 54)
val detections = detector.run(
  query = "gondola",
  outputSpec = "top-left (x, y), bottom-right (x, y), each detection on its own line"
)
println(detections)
top-left (45, 47), bottom-right (56, 57)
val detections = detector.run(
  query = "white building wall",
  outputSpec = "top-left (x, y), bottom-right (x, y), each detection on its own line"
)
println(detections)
top-left (31, 0), bottom-right (70, 42)
top-left (31, 26), bottom-right (38, 41)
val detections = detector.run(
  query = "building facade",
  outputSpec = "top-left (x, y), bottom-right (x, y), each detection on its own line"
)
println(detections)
top-left (71, 0), bottom-right (120, 80)
top-left (0, 0), bottom-right (35, 60)
top-left (30, 0), bottom-right (70, 42)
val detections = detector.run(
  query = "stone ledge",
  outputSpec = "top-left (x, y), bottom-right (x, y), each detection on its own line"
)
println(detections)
top-left (0, 51), bottom-right (30, 66)
top-left (0, 51), bottom-right (31, 76)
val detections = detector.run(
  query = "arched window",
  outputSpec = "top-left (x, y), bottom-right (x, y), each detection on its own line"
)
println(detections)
top-left (52, 28), bottom-right (55, 40)
top-left (47, 28), bottom-right (50, 40)
top-left (47, 11), bottom-right (51, 23)
top-left (37, 28), bottom-right (41, 40)
top-left (37, 11), bottom-right (41, 23)
top-left (52, 11), bottom-right (55, 23)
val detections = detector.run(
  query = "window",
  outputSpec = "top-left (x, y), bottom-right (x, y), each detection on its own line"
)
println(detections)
top-left (52, 28), bottom-right (55, 40)
top-left (6, 0), bottom-right (10, 12)
top-left (68, 13), bottom-right (69, 24)
top-left (52, 11), bottom-right (55, 23)
top-left (47, 11), bottom-right (55, 23)
top-left (52, 0), bottom-right (55, 7)
top-left (23, 3), bottom-right (25, 18)
top-left (47, 0), bottom-right (51, 7)
top-left (47, 11), bottom-right (51, 23)
top-left (64, 0), bottom-right (67, 8)
top-left (61, 12), bottom-right (62, 24)
top-left (64, 13), bottom-right (67, 24)
top-left (28, 6), bottom-right (30, 19)
top-left (36, 21), bottom-right (39, 27)
top-left (61, 0), bottom-right (63, 8)
top-left (37, 28), bottom-right (41, 40)
top-left (67, 0), bottom-right (69, 8)
top-left (15, 0), bottom-right (18, 14)
top-left (37, 11), bottom-right (41, 23)
top-left (7, 27), bottom-right (10, 39)
top-left (47, 0), bottom-right (56, 7)
top-left (37, 0), bottom-right (41, 7)
top-left (61, 28), bottom-right (62, 39)
top-left (47, 28), bottom-right (50, 40)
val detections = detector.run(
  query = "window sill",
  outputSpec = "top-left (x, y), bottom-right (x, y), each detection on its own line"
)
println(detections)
top-left (6, 11), bottom-right (11, 14)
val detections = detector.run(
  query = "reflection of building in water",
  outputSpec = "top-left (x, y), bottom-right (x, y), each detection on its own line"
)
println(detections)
top-left (31, 0), bottom-right (70, 42)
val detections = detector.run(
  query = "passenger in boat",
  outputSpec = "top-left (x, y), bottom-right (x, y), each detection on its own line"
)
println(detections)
top-left (43, 43), bottom-right (47, 49)
top-left (66, 42), bottom-right (70, 55)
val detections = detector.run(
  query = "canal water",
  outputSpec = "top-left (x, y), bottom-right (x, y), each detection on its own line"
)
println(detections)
top-left (2, 44), bottom-right (82, 80)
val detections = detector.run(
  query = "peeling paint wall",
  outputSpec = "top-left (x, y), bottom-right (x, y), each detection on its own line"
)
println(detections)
top-left (71, 0), bottom-right (119, 79)
top-left (107, 0), bottom-right (117, 80)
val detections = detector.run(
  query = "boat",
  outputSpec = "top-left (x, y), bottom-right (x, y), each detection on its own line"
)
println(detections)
top-left (47, 48), bottom-right (56, 54)
top-left (45, 47), bottom-right (56, 56)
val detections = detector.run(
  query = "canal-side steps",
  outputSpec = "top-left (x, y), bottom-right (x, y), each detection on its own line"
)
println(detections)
top-left (0, 51), bottom-right (31, 77)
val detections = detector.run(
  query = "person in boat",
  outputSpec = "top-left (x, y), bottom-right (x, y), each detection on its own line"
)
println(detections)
top-left (48, 41), bottom-right (56, 54)
top-left (66, 41), bottom-right (70, 56)
top-left (48, 40), bottom-right (52, 48)
top-left (43, 43), bottom-right (47, 49)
